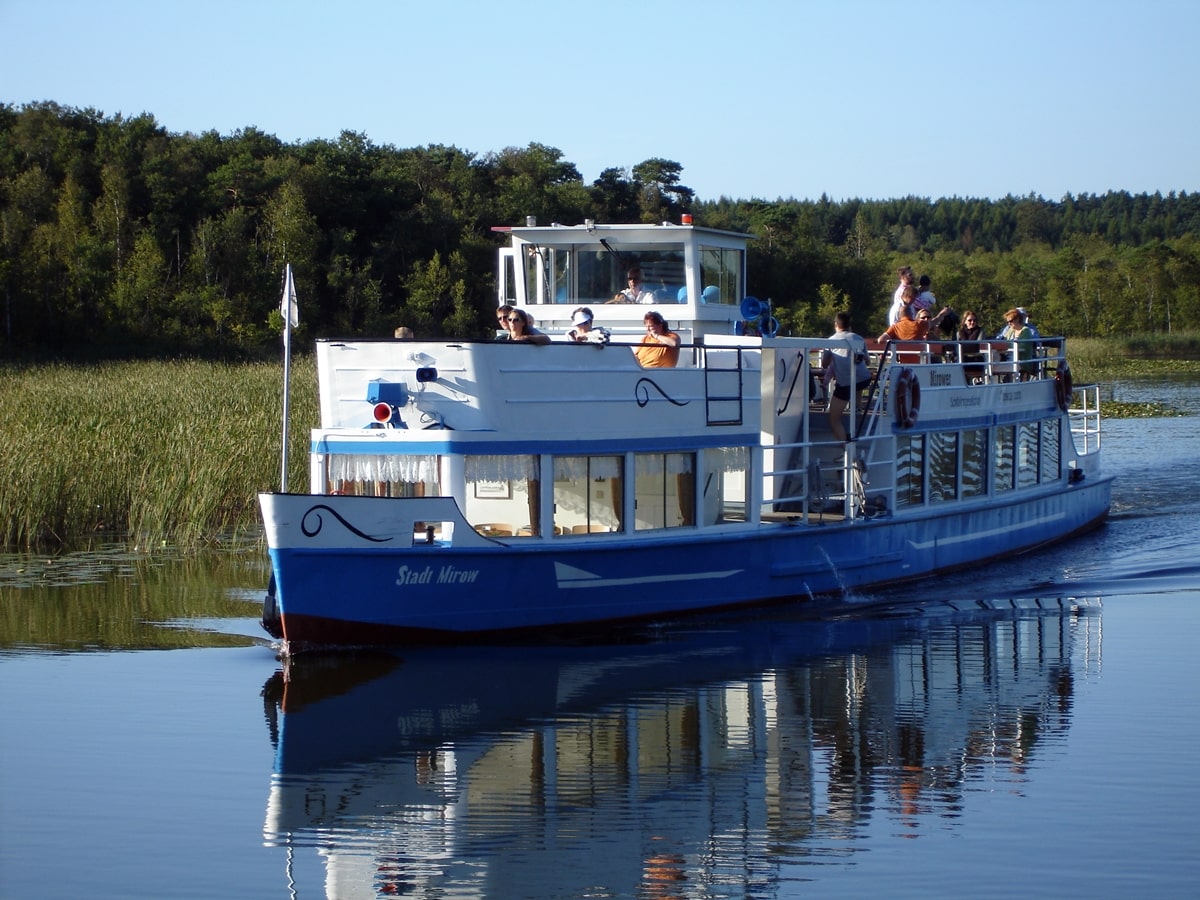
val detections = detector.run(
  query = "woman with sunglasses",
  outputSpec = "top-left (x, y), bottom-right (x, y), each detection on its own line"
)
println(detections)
top-left (500, 307), bottom-right (551, 344)
top-left (958, 309), bottom-right (987, 383)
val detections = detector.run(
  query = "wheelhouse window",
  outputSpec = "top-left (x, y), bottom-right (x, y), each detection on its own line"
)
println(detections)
top-left (697, 245), bottom-right (744, 307)
top-left (530, 247), bottom-right (688, 307)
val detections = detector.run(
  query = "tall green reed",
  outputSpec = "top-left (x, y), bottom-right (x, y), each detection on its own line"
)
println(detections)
top-left (0, 358), bottom-right (317, 549)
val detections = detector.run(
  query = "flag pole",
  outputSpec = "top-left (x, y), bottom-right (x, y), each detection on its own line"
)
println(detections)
top-left (279, 263), bottom-right (297, 492)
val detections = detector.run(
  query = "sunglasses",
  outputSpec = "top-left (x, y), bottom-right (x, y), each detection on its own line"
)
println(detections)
top-left (506, 316), bottom-right (522, 322)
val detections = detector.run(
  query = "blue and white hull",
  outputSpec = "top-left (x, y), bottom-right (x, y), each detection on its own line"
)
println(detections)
top-left (261, 476), bottom-right (1110, 647)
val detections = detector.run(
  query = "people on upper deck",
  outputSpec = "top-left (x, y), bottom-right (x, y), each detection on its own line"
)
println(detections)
top-left (565, 307), bottom-right (610, 344)
top-left (502, 307), bottom-right (551, 344)
top-left (633, 311), bottom-right (680, 368)
top-left (888, 266), bottom-right (915, 324)
top-left (822, 312), bottom-right (872, 443)
top-left (915, 274), bottom-right (936, 314)
top-left (393, 325), bottom-right (414, 339)
top-left (622, 268), bottom-right (655, 304)
top-left (496, 304), bottom-right (515, 336)
top-left (958, 309), bottom-right (987, 382)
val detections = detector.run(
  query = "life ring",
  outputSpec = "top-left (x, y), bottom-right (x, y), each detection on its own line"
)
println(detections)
top-left (894, 367), bottom-right (921, 428)
top-left (1054, 365), bottom-right (1073, 411)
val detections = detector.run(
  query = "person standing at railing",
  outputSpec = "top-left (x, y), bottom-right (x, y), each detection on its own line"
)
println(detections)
top-left (823, 312), bottom-right (872, 443)
top-left (633, 311), bottom-right (680, 367)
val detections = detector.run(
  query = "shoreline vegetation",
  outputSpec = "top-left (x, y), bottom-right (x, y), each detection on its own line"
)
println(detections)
top-left (2, 336), bottom-right (1196, 551)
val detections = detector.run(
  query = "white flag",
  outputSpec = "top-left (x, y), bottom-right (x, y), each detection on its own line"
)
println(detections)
top-left (280, 264), bottom-right (299, 329)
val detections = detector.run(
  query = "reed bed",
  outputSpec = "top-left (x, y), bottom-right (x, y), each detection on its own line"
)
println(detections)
top-left (1067, 333), bottom-right (1200, 382)
top-left (0, 358), bottom-right (317, 549)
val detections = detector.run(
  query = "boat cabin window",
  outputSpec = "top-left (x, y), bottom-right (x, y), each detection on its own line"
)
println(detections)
top-left (704, 446), bottom-right (750, 524)
top-left (962, 429), bottom-right (988, 499)
top-left (553, 455), bottom-right (623, 535)
top-left (896, 435), bottom-right (925, 507)
top-left (1018, 423), bottom-right (1041, 489)
top-left (324, 454), bottom-right (439, 498)
top-left (894, 416), bottom-right (1062, 511)
top-left (464, 454), bottom-right (542, 536)
top-left (929, 432), bottom-right (959, 504)
top-left (1041, 419), bottom-right (1062, 483)
top-left (994, 426), bottom-right (1016, 494)
top-left (634, 452), bottom-right (695, 530)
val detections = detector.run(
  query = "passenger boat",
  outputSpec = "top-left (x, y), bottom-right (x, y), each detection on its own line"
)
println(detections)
top-left (258, 220), bottom-right (1112, 653)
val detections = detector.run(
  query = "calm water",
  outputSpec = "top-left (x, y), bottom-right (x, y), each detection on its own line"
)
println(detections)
top-left (2, 386), bottom-right (1199, 899)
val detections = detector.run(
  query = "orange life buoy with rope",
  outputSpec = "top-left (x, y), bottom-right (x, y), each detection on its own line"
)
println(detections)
top-left (1055, 364), bottom-right (1073, 411)
top-left (894, 367), bottom-right (921, 428)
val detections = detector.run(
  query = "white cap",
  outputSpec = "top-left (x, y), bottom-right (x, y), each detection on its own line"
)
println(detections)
top-left (572, 310), bottom-right (593, 326)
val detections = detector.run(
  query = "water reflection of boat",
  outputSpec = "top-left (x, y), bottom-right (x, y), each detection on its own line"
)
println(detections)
top-left (262, 597), bottom-right (1100, 898)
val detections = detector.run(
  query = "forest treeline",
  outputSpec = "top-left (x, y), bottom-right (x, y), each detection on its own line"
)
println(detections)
top-left (3, 100), bottom-right (1199, 358)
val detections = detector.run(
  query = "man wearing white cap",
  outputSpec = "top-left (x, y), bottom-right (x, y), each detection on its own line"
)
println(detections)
top-left (565, 307), bottom-right (610, 344)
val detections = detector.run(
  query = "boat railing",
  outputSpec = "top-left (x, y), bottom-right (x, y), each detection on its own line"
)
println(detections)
top-left (871, 336), bottom-right (1069, 384)
top-left (760, 435), bottom-right (887, 523)
top-left (1070, 381), bottom-right (1103, 455)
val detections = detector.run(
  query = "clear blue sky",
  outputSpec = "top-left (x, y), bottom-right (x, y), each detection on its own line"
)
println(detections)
top-left (3, 0), bottom-right (1197, 203)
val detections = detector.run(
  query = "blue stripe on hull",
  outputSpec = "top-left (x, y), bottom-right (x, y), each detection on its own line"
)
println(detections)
top-left (270, 478), bottom-right (1112, 649)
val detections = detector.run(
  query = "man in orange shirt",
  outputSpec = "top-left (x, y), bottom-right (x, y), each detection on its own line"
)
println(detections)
top-left (878, 306), bottom-right (952, 343)
top-left (634, 311), bottom-right (680, 368)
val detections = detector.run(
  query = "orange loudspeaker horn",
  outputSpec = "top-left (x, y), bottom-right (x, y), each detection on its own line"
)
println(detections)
top-left (373, 402), bottom-right (393, 423)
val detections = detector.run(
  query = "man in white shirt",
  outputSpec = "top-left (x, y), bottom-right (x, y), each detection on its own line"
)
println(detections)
top-left (621, 268), bottom-right (654, 304)
top-left (821, 312), bottom-right (872, 443)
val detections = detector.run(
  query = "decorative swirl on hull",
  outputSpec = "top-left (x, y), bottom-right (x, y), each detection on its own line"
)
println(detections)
top-left (635, 377), bottom-right (690, 408)
top-left (301, 504), bottom-right (394, 543)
